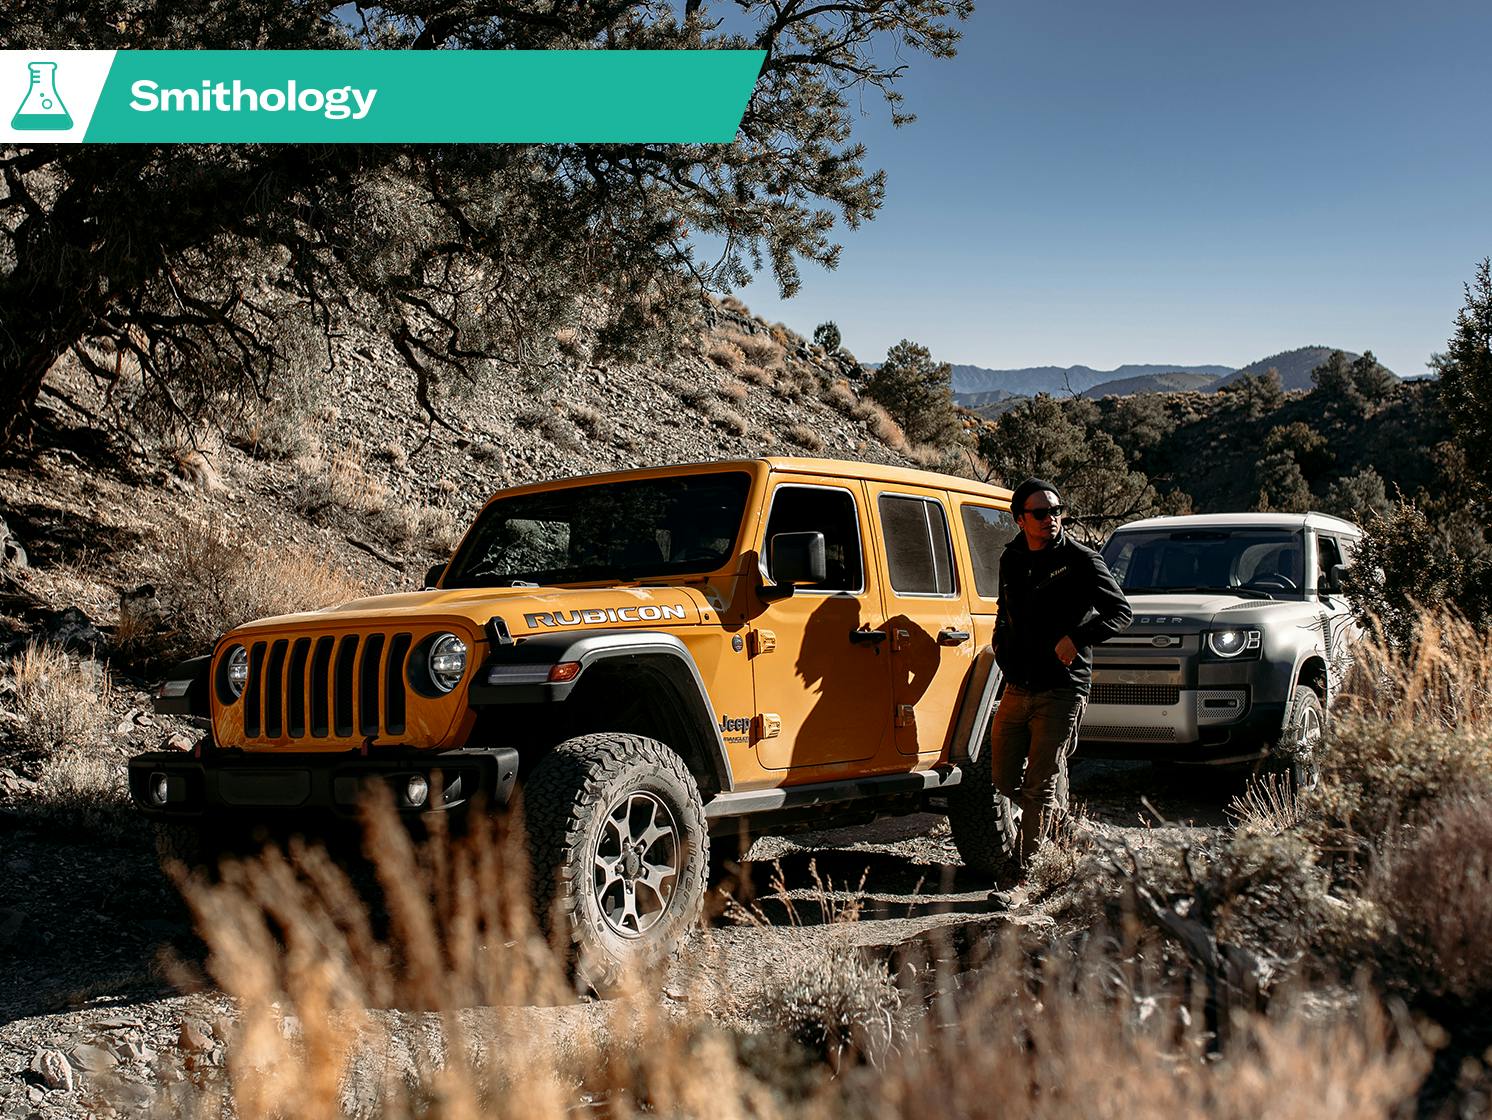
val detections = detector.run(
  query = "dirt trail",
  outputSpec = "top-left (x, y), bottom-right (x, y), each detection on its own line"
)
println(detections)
top-left (0, 758), bottom-right (1241, 1116)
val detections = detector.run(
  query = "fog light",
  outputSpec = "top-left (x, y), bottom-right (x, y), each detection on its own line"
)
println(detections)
top-left (150, 772), bottom-right (170, 806)
top-left (405, 774), bottom-right (429, 808)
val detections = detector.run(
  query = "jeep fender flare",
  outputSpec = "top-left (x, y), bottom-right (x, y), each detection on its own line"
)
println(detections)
top-left (469, 629), bottom-right (734, 794)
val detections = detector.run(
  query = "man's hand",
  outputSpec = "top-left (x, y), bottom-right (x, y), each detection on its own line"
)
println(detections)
top-left (1055, 636), bottom-right (1078, 666)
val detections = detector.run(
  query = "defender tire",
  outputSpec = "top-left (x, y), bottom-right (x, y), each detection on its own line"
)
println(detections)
top-left (946, 740), bottom-right (1021, 882)
top-left (523, 733), bottom-right (709, 992)
top-left (1262, 685), bottom-right (1324, 792)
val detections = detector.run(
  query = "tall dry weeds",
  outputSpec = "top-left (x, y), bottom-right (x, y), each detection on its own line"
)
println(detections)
top-left (0, 642), bottom-right (114, 751)
top-left (149, 792), bottom-right (1434, 1120)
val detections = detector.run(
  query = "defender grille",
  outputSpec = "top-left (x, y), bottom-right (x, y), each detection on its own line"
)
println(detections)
top-left (237, 632), bottom-right (413, 743)
top-left (1090, 683), bottom-right (1181, 706)
top-left (1083, 724), bottom-right (1176, 742)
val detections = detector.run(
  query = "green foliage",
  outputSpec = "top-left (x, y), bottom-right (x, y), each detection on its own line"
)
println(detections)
top-left (1310, 350), bottom-right (1397, 418)
top-left (1344, 500), bottom-right (1492, 645)
top-left (0, 0), bottom-right (973, 442)
top-left (1324, 467), bottom-right (1392, 523)
top-left (976, 394), bottom-right (1159, 539)
top-left (1252, 450), bottom-right (1313, 512)
top-left (1435, 259), bottom-right (1492, 495)
top-left (864, 338), bottom-right (964, 447)
top-left (812, 321), bottom-right (843, 352)
top-left (1218, 368), bottom-right (1285, 418)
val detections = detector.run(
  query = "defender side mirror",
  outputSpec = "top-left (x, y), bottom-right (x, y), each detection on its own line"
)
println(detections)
top-left (761, 532), bottom-right (827, 601)
top-left (424, 563), bottom-right (446, 590)
top-left (1328, 563), bottom-right (1347, 594)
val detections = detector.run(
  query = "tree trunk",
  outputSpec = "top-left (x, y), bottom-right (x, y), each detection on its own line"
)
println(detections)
top-left (0, 286), bottom-right (90, 445)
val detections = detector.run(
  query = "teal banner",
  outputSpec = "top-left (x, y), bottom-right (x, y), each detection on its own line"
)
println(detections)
top-left (76, 50), bottom-right (763, 143)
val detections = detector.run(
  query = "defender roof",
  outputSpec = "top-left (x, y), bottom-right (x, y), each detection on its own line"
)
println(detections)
top-left (1111, 511), bottom-right (1361, 535)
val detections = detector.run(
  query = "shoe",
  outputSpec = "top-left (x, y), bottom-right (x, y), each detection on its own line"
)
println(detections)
top-left (987, 888), bottom-right (1021, 911)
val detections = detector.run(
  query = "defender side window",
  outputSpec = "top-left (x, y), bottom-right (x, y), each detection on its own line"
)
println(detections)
top-left (961, 505), bottom-right (1019, 597)
top-left (764, 486), bottom-right (863, 593)
top-left (1316, 534), bottom-right (1344, 594)
top-left (880, 495), bottom-right (957, 596)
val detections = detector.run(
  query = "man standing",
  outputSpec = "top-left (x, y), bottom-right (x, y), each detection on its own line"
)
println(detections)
top-left (989, 478), bottom-right (1131, 901)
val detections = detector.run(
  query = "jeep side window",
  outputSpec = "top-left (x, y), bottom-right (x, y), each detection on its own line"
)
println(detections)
top-left (961, 505), bottom-right (1019, 597)
top-left (1316, 534), bottom-right (1344, 594)
top-left (880, 495), bottom-right (957, 596)
top-left (763, 485), bottom-right (863, 593)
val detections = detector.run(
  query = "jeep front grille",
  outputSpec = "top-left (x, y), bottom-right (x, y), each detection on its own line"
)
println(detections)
top-left (241, 632), bottom-right (412, 741)
top-left (1090, 683), bottom-right (1181, 706)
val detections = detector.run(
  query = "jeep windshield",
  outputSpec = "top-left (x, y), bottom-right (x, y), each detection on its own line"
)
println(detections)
top-left (444, 471), bottom-right (751, 587)
top-left (1102, 527), bottom-right (1307, 600)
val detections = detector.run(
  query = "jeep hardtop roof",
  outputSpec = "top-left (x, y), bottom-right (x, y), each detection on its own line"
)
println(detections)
top-left (1111, 511), bottom-right (1361, 536)
top-left (480, 457), bottom-right (1014, 506)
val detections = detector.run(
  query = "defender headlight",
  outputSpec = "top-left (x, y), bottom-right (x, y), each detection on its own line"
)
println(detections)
top-left (224, 645), bottom-right (250, 699)
top-left (428, 633), bottom-right (468, 693)
top-left (1206, 629), bottom-right (1262, 659)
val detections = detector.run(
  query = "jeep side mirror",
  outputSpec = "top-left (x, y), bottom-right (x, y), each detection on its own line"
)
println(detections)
top-left (761, 532), bottom-right (826, 601)
top-left (424, 563), bottom-right (445, 590)
top-left (1328, 563), bottom-right (1347, 594)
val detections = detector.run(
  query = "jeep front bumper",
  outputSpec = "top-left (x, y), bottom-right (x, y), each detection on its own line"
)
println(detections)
top-left (127, 746), bottom-right (519, 819)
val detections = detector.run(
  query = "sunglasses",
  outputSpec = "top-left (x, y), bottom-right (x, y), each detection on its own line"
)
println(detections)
top-left (1022, 504), bottom-right (1066, 521)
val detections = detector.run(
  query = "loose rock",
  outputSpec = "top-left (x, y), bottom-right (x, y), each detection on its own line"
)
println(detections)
top-left (30, 1048), bottom-right (73, 1092)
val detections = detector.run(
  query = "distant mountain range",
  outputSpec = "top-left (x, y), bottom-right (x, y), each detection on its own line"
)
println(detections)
top-left (949, 348), bottom-right (1402, 410)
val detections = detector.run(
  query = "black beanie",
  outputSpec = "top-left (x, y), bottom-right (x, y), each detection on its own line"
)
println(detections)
top-left (1010, 477), bottom-right (1061, 516)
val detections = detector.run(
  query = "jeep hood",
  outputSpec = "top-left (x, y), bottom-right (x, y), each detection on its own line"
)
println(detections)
top-left (228, 583), bottom-right (712, 641)
top-left (1125, 592), bottom-right (1294, 629)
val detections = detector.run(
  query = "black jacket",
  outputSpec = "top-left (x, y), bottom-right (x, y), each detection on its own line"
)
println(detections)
top-left (993, 531), bottom-right (1132, 696)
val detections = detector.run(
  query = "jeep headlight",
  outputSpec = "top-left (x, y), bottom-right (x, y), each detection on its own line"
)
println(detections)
top-left (427, 633), bottom-right (468, 693)
top-left (1206, 629), bottom-right (1262, 659)
top-left (224, 645), bottom-right (250, 699)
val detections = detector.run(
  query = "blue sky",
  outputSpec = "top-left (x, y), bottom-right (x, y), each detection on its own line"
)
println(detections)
top-left (730, 0), bottom-right (1492, 376)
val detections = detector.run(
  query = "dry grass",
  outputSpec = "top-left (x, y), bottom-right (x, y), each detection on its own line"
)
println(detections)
top-left (706, 340), bottom-right (746, 373)
top-left (150, 795), bottom-right (1432, 1120)
top-left (152, 521), bottom-right (372, 655)
top-left (738, 363), bottom-right (774, 388)
top-left (718, 379), bottom-right (750, 405)
top-left (294, 439), bottom-right (391, 518)
top-left (1227, 773), bottom-right (1305, 835)
top-left (824, 380), bottom-right (858, 415)
top-left (785, 424), bottom-right (824, 452)
top-left (375, 442), bottom-right (409, 468)
top-left (714, 408), bottom-right (749, 438)
top-left (0, 643), bottom-right (114, 751)
top-left (552, 327), bottom-right (586, 359)
top-left (567, 404), bottom-right (605, 439)
top-left (380, 503), bottom-right (462, 555)
top-left (1338, 611), bottom-right (1492, 731)
top-left (855, 400), bottom-right (909, 452)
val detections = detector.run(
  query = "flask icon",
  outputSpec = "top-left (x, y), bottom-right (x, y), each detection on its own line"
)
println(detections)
top-left (12, 61), bottom-right (73, 131)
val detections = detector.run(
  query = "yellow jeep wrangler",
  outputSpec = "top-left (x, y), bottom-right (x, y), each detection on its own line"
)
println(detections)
top-left (133, 457), bottom-right (1020, 982)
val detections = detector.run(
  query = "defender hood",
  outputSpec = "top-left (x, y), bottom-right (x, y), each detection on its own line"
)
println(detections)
top-left (1125, 591), bottom-right (1295, 629)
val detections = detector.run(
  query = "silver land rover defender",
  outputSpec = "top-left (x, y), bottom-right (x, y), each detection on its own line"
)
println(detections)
top-left (1081, 512), bottom-right (1361, 781)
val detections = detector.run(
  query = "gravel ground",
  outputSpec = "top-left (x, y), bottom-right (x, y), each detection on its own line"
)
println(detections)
top-left (0, 746), bottom-right (1244, 1119)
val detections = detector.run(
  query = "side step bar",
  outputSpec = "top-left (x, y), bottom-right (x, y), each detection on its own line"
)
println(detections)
top-left (704, 766), bottom-right (964, 821)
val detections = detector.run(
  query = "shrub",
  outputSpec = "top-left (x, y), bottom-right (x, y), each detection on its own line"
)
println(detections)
top-left (32, 748), bottom-right (135, 837)
top-left (813, 321), bottom-right (842, 352)
top-left (1311, 718), bottom-right (1492, 842)
top-left (378, 503), bottom-right (461, 554)
top-left (714, 409), bottom-right (748, 438)
top-left (786, 424), bottom-right (824, 452)
top-left (568, 404), bottom-right (605, 438)
top-left (0, 643), bottom-right (114, 752)
top-left (760, 951), bottom-right (902, 1069)
top-left (738, 334), bottom-right (783, 368)
top-left (824, 380), bottom-right (858, 415)
top-left (706, 340), bottom-right (745, 372)
top-left (718, 379), bottom-right (749, 404)
top-left (154, 521), bottom-right (371, 655)
top-left (552, 327), bottom-right (586, 359)
top-left (1372, 794), bottom-right (1492, 1007)
top-left (739, 364), bottom-right (774, 388)
top-left (1337, 611), bottom-right (1492, 733)
top-left (293, 440), bottom-right (390, 518)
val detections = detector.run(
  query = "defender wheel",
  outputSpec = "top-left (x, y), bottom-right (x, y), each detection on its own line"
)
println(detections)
top-left (1262, 685), bottom-right (1323, 792)
top-left (523, 733), bottom-right (709, 992)
top-left (946, 739), bottom-right (1021, 882)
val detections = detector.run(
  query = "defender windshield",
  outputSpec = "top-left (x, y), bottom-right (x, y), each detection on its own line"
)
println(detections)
top-left (444, 472), bottom-right (751, 587)
top-left (1102, 528), bottom-right (1307, 599)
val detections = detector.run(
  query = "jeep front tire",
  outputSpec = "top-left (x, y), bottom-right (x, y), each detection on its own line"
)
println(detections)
top-left (523, 733), bottom-right (709, 991)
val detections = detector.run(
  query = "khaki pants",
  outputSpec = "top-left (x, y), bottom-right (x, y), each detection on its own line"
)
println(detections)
top-left (989, 683), bottom-right (1087, 867)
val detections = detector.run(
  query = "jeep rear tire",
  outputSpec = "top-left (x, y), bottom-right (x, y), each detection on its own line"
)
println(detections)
top-left (523, 733), bottom-right (709, 992)
top-left (946, 738), bottom-right (1021, 882)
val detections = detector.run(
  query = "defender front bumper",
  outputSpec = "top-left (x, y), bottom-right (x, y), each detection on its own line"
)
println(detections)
top-left (128, 746), bottom-right (519, 819)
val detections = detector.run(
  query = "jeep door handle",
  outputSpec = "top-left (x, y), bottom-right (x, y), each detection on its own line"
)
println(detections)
top-left (937, 628), bottom-right (971, 646)
top-left (849, 628), bottom-right (887, 646)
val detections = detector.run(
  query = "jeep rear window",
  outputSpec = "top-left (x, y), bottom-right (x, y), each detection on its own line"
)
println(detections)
top-left (961, 505), bottom-right (1019, 598)
top-left (880, 495), bottom-right (957, 596)
top-left (445, 472), bottom-right (751, 586)
top-left (1103, 528), bottom-right (1306, 598)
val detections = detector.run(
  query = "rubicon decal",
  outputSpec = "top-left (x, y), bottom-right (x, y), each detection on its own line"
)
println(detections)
top-left (524, 604), bottom-right (689, 628)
